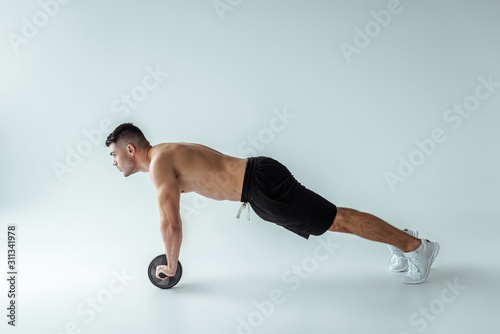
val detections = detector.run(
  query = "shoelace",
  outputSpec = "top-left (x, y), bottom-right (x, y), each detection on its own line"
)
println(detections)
top-left (387, 246), bottom-right (403, 266)
top-left (236, 202), bottom-right (250, 221)
top-left (406, 257), bottom-right (420, 277)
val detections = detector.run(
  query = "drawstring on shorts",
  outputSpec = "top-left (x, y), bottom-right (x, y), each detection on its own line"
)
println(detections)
top-left (236, 202), bottom-right (250, 221)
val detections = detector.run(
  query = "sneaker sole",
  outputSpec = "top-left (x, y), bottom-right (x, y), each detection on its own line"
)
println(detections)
top-left (403, 242), bottom-right (440, 284)
top-left (390, 264), bottom-right (408, 272)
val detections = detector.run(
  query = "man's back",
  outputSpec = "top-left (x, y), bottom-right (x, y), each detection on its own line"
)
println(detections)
top-left (149, 142), bottom-right (247, 201)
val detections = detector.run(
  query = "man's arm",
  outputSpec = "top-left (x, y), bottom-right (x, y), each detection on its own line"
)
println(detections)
top-left (150, 158), bottom-right (182, 277)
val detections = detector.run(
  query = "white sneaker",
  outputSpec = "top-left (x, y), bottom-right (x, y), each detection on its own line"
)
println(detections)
top-left (402, 239), bottom-right (440, 284)
top-left (387, 228), bottom-right (419, 272)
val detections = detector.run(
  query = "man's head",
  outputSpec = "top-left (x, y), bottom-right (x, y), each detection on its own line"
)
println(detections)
top-left (105, 123), bottom-right (151, 177)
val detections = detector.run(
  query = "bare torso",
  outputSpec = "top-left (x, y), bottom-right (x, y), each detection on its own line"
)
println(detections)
top-left (148, 142), bottom-right (248, 201)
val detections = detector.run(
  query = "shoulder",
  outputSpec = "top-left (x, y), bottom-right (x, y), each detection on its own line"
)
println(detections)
top-left (149, 148), bottom-right (177, 188)
top-left (149, 143), bottom-right (181, 169)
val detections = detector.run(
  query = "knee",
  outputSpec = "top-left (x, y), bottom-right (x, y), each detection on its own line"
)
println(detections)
top-left (329, 223), bottom-right (349, 233)
top-left (328, 207), bottom-right (353, 233)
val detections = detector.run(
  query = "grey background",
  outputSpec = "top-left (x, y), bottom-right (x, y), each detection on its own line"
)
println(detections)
top-left (0, 0), bottom-right (498, 333)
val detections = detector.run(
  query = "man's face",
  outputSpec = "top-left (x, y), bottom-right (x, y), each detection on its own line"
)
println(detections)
top-left (109, 143), bottom-right (139, 177)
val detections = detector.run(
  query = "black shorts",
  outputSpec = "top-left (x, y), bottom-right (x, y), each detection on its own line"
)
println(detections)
top-left (240, 156), bottom-right (337, 239)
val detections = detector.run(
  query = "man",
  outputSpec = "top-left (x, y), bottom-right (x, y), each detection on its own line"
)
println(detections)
top-left (105, 123), bottom-right (439, 284)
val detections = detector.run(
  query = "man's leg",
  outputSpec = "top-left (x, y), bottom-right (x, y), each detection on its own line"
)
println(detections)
top-left (328, 207), bottom-right (421, 252)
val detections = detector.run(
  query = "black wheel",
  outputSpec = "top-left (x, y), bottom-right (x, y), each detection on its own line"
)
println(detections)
top-left (148, 254), bottom-right (183, 289)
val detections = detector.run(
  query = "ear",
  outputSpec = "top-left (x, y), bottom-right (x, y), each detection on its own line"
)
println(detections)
top-left (126, 144), bottom-right (137, 155)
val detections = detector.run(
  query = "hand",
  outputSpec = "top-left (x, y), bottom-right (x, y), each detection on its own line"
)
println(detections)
top-left (156, 265), bottom-right (177, 280)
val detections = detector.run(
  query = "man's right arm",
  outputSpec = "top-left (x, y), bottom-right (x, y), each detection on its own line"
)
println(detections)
top-left (150, 158), bottom-right (183, 277)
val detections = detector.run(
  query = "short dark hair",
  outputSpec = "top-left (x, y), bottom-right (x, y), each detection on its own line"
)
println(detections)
top-left (105, 123), bottom-right (151, 149)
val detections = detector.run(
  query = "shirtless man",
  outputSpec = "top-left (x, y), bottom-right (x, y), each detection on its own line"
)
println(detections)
top-left (105, 123), bottom-right (440, 284)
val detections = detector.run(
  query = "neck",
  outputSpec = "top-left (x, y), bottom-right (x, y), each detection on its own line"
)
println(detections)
top-left (137, 145), bottom-right (153, 172)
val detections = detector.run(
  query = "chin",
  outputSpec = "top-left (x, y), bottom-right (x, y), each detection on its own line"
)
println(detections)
top-left (123, 170), bottom-right (138, 177)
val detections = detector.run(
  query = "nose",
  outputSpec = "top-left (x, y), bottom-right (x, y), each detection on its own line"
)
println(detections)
top-left (112, 159), bottom-right (117, 166)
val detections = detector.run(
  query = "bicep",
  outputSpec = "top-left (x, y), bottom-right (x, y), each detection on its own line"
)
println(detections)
top-left (151, 164), bottom-right (181, 223)
top-left (157, 186), bottom-right (180, 223)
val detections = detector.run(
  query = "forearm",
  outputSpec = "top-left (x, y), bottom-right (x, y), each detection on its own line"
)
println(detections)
top-left (160, 217), bottom-right (183, 273)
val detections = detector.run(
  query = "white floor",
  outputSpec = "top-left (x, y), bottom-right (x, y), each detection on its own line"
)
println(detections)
top-left (1, 201), bottom-right (499, 334)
